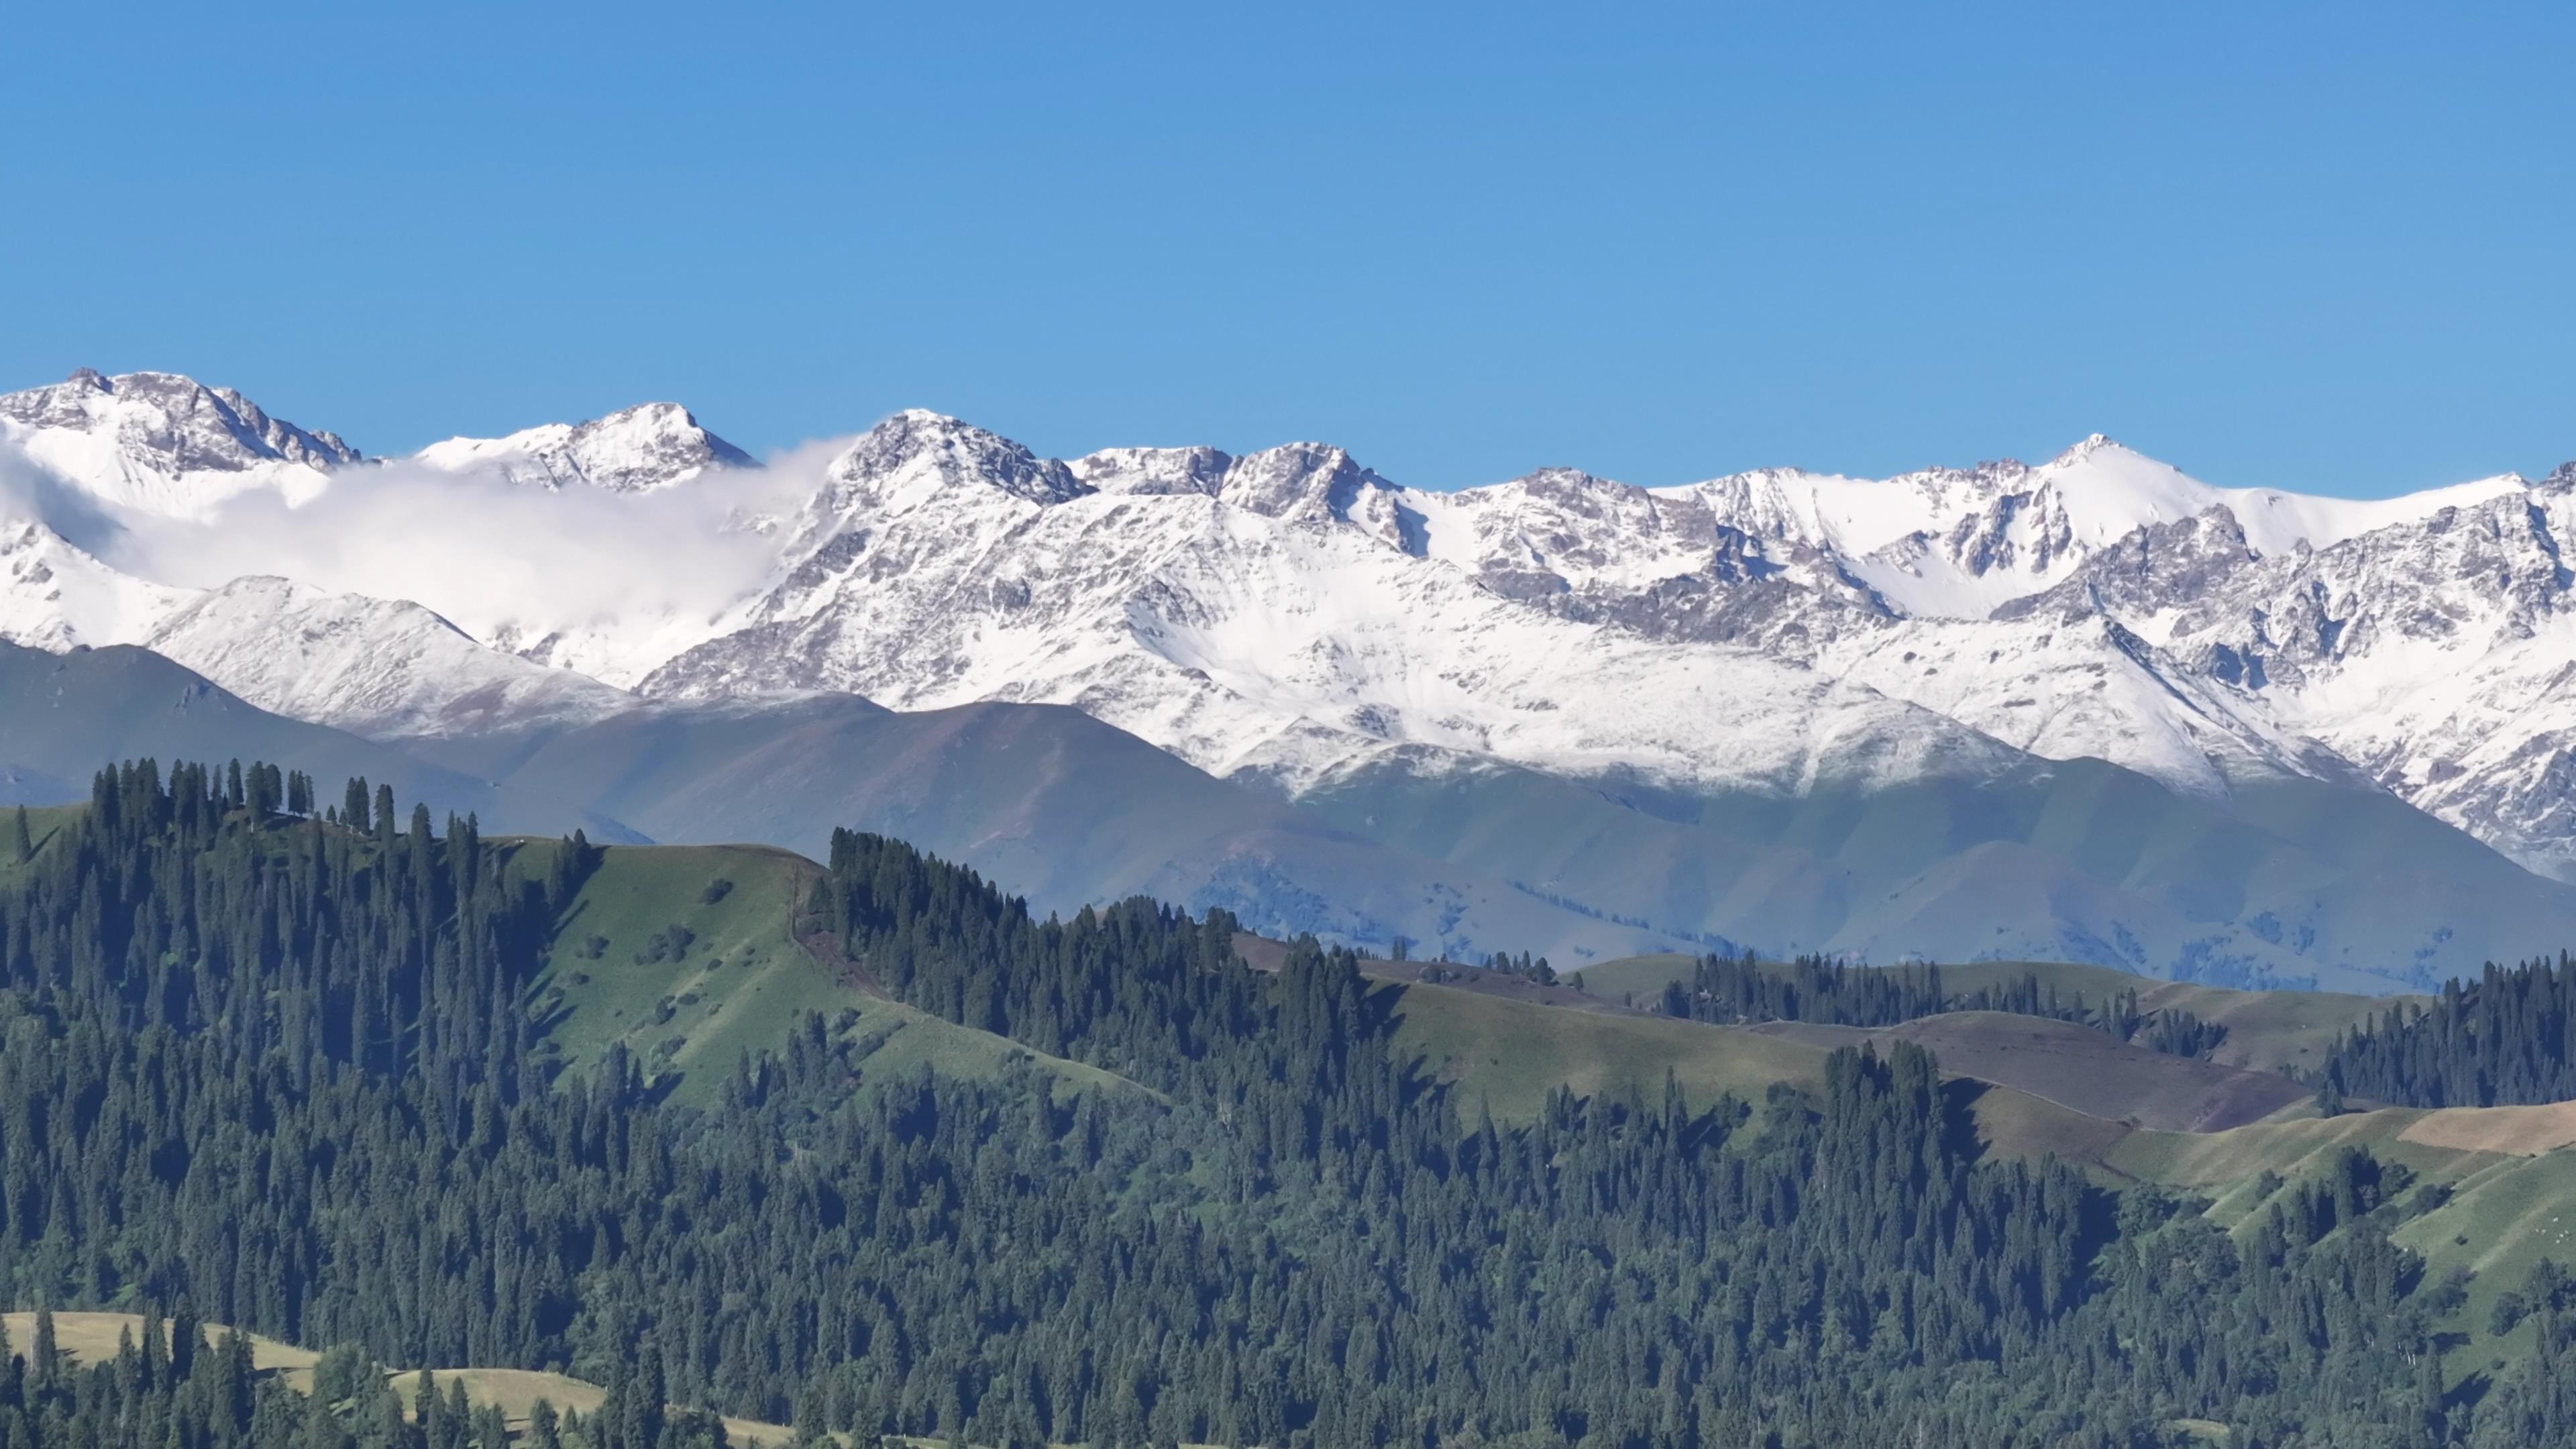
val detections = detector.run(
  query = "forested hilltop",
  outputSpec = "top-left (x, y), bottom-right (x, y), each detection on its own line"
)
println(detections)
top-left (2, 763), bottom-right (2576, 1448)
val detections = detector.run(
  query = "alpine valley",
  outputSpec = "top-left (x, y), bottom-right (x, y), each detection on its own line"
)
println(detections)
top-left (6, 365), bottom-right (2575, 992)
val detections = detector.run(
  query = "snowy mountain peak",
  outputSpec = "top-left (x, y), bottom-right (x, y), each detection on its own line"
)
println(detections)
top-left (6, 369), bottom-right (362, 470)
top-left (1214, 443), bottom-right (1421, 553)
top-left (819, 411), bottom-right (1090, 516)
top-left (2048, 432), bottom-right (2127, 465)
top-left (1509, 466), bottom-right (1631, 498)
top-left (1072, 445), bottom-right (1236, 496)
top-left (416, 400), bottom-right (750, 493)
top-left (1218, 442), bottom-right (1387, 516)
top-left (0, 369), bottom-right (360, 517)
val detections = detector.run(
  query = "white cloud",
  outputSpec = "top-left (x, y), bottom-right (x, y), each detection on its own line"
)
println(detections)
top-left (37, 437), bottom-right (857, 643)
top-left (0, 441), bottom-right (128, 549)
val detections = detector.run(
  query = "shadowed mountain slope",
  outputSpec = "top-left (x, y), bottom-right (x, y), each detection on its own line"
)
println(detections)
top-left (0, 642), bottom-right (641, 841)
top-left (405, 692), bottom-right (1701, 965)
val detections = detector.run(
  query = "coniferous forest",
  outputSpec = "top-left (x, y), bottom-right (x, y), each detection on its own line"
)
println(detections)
top-left (1659, 951), bottom-right (2226, 1059)
top-left (2308, 954), bottom-right (2576, 1107)
top-left (1, 762), bottom-right (2574, 1447)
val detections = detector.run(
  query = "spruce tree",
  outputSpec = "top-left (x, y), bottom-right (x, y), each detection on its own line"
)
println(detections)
top-left (31, 1308), bottom-right (58, 1390)
top-left (627, 1343), bottom-right (667, 1449)
top-left (9, 804), bottom-right (29, 863)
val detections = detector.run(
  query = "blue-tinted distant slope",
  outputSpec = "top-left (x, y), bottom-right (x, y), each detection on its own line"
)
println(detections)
top-left (405, 692), bottom-right (1700, 965)
top-left (1292, 747), bottom-right (2576, 994)
top-left (0, 642), bottom-right (642, 841)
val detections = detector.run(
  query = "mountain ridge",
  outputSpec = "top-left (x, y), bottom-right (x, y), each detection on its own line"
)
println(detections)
top-left (5, 366), bottom-right (2574, 981)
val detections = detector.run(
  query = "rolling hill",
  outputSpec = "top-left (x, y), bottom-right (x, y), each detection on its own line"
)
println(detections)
top-left (407, 690), bottom-right (1704, 965)
top-left (521, 836), bottom-right (1146, 1104)
top-left (1304, 747), bottom-right (2576, 994)
top-left (0, 641), bottom-right (641, 841)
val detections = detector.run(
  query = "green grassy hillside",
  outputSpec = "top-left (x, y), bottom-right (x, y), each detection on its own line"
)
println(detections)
top-left (0, 643), bottom-right (640, 841)
top-left (2396, 1150), bottom-right (2576, 1361)
top-left (524, 839), bottom-right (1140, 1105)
top-left (2106, 1108), bottom-right (2511, 1191)
top-left (1390, 979), bottom-right (1829, 1122)
top-left (1564, 952), bottom-right (1699, 1003)
top-left (1403, 957), bottom-right (2576, 1379)
top-left (524, 841), bottom-right (834, 1082)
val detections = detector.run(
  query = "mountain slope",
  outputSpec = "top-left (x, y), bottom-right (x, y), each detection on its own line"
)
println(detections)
top-left (1291, 747), bottom-right (2576, 991)
top-left (1750, 1012), bottom-right (2311, 1132)
top-left (629, 411), bottom-right (2049, 806)
top-left (2004, 471), bottom-right (2576, 880)
top-left (0, 515), bottom-right (191, 651)
top-left (0, 641), bottom-right (641, 841)
top-left (142, 576), bottom-right (637, 739)
top-left (0, 368), bottom-right (357, 517)
top-left (523, 838), bottom-right (1145, 1106)
top-left (406, 692), bottom-right (1702, 964)
top-left (415, 400), bottom-right (751, 492)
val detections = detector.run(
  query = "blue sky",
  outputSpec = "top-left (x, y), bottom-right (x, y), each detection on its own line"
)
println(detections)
top-left (3, 2), bottom-right (2569, 496)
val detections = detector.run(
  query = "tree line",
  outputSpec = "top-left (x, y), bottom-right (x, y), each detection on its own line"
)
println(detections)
top-left (2308, 953), bottom-right (2576, 1108)
top-left (1657, 951), bottom-right (2227, 1059)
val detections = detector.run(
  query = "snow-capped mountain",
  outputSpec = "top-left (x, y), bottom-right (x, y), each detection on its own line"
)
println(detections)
top-left (0, 368), bottom-right (358, 518)
top-left (0, 517), bottom-right (191, 653)
top-left (2008, 471), bottom-right (2576, 879)
top-left (612, 419), bottom-right (2353, 799)
top-left (605, 413), bottom-right (2576, 895)
top-left (142, 576), bottom-right (639, 739)
top-left (4, 365), bottom-right (2575, 981)
top-left (415, 402), bottom-right (751, 492)
top-left (637, 411), bottom-right (2033, 800)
